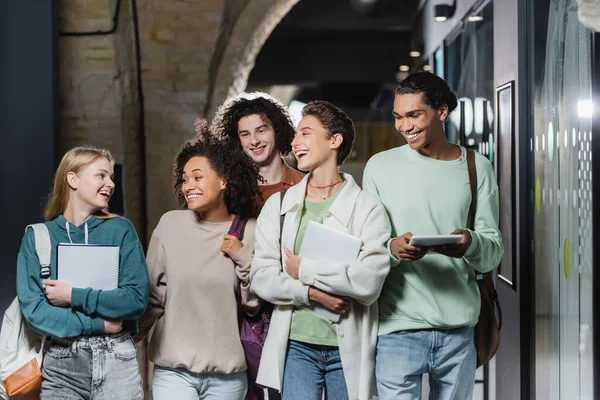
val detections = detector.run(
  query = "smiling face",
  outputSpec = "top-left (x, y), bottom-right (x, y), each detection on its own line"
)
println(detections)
top-left (292, 115), bottom-right (341, 171)
top-left (393, 93), bottom-right (448, 151)
top-left (181, 156), bottom-right (226, 212)
top-left (237, 114), bottom-right (278, 166)
top-left (67, 157), bottom-right (115, 213)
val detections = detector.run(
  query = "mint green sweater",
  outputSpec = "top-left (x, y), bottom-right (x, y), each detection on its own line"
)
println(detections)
top-left (363, 145), bottom-right (503, 335)
top-left (16, 215), bottom-right (149, 338)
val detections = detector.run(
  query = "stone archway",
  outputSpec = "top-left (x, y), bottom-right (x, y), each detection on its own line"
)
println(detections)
top-left (138, 0), bottom-right (298, 237)
top-left (206, 0), bottom-right (300, 116)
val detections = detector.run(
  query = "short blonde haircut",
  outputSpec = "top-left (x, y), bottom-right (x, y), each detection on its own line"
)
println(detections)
top-left (44, 146), bottom-right (116, 221)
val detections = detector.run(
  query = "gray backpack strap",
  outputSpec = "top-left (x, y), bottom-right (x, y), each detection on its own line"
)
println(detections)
top-left (26, 224), bottom-right (51, 280)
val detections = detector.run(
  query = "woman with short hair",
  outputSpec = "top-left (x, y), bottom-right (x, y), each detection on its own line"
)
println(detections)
top-left (251, 101), bottom-right (391, 400)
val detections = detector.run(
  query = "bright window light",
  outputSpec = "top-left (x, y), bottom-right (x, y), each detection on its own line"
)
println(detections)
top-left (288, 100), bottom-right (306, 128)
top-left (578, 100), bottom-right (593, 118)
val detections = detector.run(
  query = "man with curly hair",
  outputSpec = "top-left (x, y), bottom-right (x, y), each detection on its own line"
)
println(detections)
top-left (212, 92), bottom-right (305, 218)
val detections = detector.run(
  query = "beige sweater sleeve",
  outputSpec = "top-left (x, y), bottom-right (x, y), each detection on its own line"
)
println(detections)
top-left (134, 228), bottom-right (167, 342)
top-left (231, 219), bottom-right (261, 316)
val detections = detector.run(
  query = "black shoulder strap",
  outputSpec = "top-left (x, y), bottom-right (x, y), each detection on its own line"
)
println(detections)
top-left (466, 150), bottom-right (478, 231)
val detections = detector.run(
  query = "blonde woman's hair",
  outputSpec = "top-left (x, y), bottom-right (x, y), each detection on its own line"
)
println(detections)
top-left (44, 146), bottom-right (118, 221)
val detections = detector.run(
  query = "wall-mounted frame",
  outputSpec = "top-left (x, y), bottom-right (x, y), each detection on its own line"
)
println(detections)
top-left (495, 80), bottom-right (517, 290)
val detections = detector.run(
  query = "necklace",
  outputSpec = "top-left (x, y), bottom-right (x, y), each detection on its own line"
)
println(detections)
top-left (307, 179), bottom-right (343, 201)
top-left (308, 179), bottom-right (343, 189)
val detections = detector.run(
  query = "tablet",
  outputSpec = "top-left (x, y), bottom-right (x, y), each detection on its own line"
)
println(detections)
top-left (408, 235), bottom-right (463, 247)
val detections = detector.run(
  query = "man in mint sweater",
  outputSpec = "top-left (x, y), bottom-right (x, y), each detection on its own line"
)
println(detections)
top-left (363, 72), bottom-right (504, 399)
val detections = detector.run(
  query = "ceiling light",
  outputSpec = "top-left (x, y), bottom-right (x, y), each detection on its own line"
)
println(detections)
top-left (410, 51), bottom-right (421, 58)
top-left (423, 65), bottom-right (431, 72)
top-left (434, 3), bottom-right (456, 22)
top-left (399, 65), bottom-right (410, 72)
top-left (395, 71), bottom-right (409, 82)
top-left (468, 15), bottom-right (484, 22)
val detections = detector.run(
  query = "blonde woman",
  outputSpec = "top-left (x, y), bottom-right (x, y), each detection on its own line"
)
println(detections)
top-left (16, 146), bottom-right (149, 400)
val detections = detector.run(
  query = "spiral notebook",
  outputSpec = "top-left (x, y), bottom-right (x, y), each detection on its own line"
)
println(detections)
top-left (56, 244), bottom-right (120, 290)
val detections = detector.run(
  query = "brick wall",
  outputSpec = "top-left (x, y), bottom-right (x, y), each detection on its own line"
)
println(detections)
top-left (59, 0), bottom-right (143, 235)
top-left (59, 0), bottom-right (298, 240)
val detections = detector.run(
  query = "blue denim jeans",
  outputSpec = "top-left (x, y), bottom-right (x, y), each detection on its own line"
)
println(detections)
top-left (152, 366), bottom-right (247, 400)
top-left (282, 340), bottom-right (348, 400)
top-left (41, 333), bottom-right (143, 400)
top-left (376, 327), bottom-right (476, 400)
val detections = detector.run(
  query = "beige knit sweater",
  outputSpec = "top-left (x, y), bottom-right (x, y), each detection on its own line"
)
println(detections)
top-left (136, 210), bottom-right (259, 374)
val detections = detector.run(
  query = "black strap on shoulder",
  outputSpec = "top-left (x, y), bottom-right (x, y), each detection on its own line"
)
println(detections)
top-left (466, 150), bottom-right (478, 231)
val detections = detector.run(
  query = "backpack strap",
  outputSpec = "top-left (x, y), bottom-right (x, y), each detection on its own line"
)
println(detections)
top-left (228, 215), bottom-right (248, 241)
top-left (466, 150), bottom-right (478, 231)
top-left (279, 190), bottom-right (287, 271)
top-left (26, 223), bottom-right (51, 280)
top-left (24, 223), bottom-right (50, 355)
top-left (466, 150), bottom-right (485, 278)
top-left (228, 216), bottom-right (248, 306)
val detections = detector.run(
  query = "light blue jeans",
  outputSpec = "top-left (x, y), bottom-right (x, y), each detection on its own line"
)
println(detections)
top-left (41, 333), bottom-right (143, 400)
top-left (282, 340), bottom-right (348, 400)
top-left (376, 327), bottom-right (476, 400)
top-left (152, 366), bottom-right (247, 400)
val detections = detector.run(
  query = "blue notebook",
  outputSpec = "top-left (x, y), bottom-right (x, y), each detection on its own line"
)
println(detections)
top-left (56, 244), bottom-right (120, 290)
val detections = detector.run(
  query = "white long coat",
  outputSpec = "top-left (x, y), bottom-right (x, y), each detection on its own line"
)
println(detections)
top-left (250, 173), bottom-right (391, 400)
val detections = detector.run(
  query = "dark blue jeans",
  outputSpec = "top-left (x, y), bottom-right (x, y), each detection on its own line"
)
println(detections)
top-left (282, 340), bottom-right (348, 400)
top-left (376, 327), bottom-right (476, 400)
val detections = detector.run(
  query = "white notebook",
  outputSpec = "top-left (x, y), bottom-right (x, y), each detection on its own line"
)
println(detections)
top-left (298, 221), bottom-right (362, 322)
top-left (57, 244), bottom-right (120, 290)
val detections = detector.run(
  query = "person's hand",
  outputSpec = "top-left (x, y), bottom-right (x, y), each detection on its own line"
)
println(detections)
top-left (308, 287), bottom-right (350, 315)
top-left (284, 248), bottom-right (302, 279)
top-left (390, 232), bottom-right (428, 261)
top-left (104, 318), bottom-right (123, 333)
top-left (43, 280), bottom-right (72, 307)
top-left (221, 234), bottom-right (244, 258)
top-left (431, 229), bottom-right (472, 258)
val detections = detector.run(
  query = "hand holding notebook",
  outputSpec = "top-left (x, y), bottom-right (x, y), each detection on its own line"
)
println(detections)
top-left (56, 243), bottom-right (120, 290)
top-left (298, 221), bottom-right (362, 322)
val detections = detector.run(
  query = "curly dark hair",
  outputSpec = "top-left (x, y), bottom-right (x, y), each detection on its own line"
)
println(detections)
top-left (395, 72), bottom-right (458, 113)
top-left (212, 93), bottom-right (296, 156)
top-left (173, 120), bottom-right (259, 218)
top-left (301, 101), bottom-right (355, 166)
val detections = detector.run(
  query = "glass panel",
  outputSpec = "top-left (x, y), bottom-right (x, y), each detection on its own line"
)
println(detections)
top-left (434, 46), bottom-right (445, 79)
top-left (445, 3), bottom-right (494, 158)
top-left (531, 0), bottom-right (594, 398)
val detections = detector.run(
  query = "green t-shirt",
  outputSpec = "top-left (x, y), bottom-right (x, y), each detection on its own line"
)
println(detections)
top-left (289, 183), bottom-right (346, 346)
